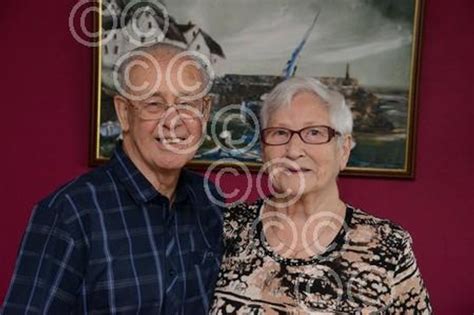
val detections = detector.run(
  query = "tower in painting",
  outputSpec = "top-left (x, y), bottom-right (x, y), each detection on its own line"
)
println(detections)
top-left (343, 63), bottom-right (352, 86)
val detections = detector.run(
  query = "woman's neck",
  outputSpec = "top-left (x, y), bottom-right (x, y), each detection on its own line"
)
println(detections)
top-left (269, 183), bottom-right (344, 220)
top-left (262, 185), bottom-right (347, 259)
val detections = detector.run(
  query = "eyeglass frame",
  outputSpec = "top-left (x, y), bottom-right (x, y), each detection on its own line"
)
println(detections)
top-left (261, 125), bottom-right (341, 146)
top-left (122, 95), bottom-right (211, 121)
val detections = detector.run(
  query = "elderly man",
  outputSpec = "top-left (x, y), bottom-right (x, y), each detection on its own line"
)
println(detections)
top-left (1, 43), bottom-right (223, 314)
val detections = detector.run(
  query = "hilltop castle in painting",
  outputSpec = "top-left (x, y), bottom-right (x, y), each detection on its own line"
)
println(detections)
top-left (211, 65), bottom-right (395, 134)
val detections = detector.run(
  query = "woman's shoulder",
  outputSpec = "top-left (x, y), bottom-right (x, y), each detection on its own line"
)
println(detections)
top-left (222, 199), bottom-right (263, 238)
top-left (224, 199), bottom-right (262, 224)
top-left (347, 205), bottom-right (413, 252)
top-left (343, 206), bottom-right (431, 312)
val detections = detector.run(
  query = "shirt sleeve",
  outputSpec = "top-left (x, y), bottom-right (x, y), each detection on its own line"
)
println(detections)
top-left (1, 198), bottom-right (87, 314)
top-left (387, 232), bottom-right (432, 314)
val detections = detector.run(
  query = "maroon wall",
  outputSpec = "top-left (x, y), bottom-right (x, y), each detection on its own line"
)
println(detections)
top-left (1, 0), bottom-right (473, 313)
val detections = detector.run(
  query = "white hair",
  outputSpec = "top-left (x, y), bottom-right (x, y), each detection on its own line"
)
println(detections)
top-left (260, 77), bottom-right (353, 140)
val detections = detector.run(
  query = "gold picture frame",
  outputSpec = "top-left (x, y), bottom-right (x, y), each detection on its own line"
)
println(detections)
top-left (90, 0), bottom-right (425, 178)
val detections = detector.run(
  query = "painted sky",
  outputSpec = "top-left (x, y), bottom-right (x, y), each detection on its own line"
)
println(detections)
top-left (165, 0), bottom-right (416, 88)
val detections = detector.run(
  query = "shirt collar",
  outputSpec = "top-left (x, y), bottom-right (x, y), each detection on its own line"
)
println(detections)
top-left (110, 142), bottom-right (191, 205)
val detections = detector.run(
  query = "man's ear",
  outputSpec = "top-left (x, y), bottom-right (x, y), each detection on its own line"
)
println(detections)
top-left (114, 95), bottom-right (131, 132)
top-left (339, 134), bottom-right (353, 171)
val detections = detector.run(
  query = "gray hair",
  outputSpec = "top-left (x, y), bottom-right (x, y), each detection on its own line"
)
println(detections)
top-left (260, 77), bottom-right (353, 139)
top-left (115, 42), bottom-right (212, 96)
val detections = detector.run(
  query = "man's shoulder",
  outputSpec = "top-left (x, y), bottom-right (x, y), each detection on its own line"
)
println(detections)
top-left (37, 164), bottom-right (113, 211)
top-left (181, 168), bottom-right (213, 189)
top-left (181, 168), bottom-right (206, 184)
top-left (181, 168), bottom-right (222, 203)
top-left (21, 164), bottom-right (114, 241)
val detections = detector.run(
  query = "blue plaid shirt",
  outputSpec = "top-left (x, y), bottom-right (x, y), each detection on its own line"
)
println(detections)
top-left (1, 144), bottom-right (224, 314)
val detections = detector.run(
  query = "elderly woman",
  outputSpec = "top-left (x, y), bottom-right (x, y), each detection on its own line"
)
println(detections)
top-left (210, 77), bottom-right (431, 314)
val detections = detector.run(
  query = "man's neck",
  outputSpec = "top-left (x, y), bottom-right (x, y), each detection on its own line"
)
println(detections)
top-left (122, 142), bottom-right (181, 201)
top-left (147, 170), bottom-right (181, 202)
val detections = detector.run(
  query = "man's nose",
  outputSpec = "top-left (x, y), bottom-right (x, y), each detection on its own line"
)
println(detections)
top-left (161, 106), bottom-right (184, 129)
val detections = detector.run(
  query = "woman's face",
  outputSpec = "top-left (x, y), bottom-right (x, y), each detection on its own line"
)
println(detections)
top-left (262, 92), bottom-right (352, 197)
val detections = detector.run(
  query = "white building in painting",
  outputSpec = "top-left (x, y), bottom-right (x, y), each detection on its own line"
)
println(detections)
top-left (101, 0), bottom-right (224, 91)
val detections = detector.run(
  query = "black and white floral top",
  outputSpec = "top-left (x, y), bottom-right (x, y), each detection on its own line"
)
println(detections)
top-left (210, 199), bottom-right (432, 314)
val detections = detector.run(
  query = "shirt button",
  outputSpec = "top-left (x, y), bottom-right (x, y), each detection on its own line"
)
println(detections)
top-left (169, 268), bottom-right (176, 277)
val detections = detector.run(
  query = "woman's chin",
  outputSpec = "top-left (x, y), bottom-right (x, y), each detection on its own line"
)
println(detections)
top-left (271, 183), bottom-right (305, 199)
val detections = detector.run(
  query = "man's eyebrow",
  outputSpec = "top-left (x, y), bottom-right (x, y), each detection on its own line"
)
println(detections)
top-left (147, 92), bottom-right (199, 99)
top-left (176, 92), bottom-right (194, 97)
top-left (148, 93), bottom-right (165, 99)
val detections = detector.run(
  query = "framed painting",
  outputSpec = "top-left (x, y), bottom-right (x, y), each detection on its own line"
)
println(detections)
top-left (90, 0), bottom-right (425, 178)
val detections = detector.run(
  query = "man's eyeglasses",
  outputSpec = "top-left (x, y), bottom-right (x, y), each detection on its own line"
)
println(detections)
top-left (261, 125), bottom-right (341, 146)
top-left (125, 97), bottom-right (207, 121)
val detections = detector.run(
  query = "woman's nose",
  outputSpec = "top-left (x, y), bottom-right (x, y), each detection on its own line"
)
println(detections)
top-left (285, 133), bottom-right (305, 159)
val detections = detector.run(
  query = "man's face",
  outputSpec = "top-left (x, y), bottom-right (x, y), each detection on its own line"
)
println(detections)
top-left (115, 53), bottom-right (210, 173)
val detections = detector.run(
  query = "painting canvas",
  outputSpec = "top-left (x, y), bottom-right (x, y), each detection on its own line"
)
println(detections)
top-left (91, 0), bottom-right (424, 178)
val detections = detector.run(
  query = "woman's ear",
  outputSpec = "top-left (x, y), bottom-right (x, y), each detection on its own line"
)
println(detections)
top-left (339, 134), bottom-right (353, 171)
top-left (202, 95), bottom-right (213, 121)
top-left (114, 95), bottom-right (131, 132)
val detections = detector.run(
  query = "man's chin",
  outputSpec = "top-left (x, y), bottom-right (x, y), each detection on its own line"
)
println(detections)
top-left (155, 138), bottom-right (199, 154)
top-left (153, 151), bottom-right (195, 170)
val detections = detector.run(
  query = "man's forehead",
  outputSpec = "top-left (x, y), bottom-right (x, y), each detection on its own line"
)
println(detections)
top-left (124, 54), bottom-right (208, 97)
top-left (128, 56), bottom-right (204, 80)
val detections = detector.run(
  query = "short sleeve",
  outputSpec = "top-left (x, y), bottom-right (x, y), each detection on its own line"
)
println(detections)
top-left (1, 198), bottom-right (87, 314)
top-left (387, 232), bottom-right (432, 314)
